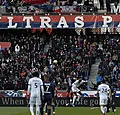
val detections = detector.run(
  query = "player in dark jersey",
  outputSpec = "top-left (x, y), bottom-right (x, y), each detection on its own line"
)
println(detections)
top-left (51, 79), bottom-right (57, 115)
top-left (45, 78), bottom-right (57, 115)
top-left (111, 86), bottom-right (116, 113)
top-left (107, 85), bottom-right (116, 113)
top-left (40, 73), bottom-right (55, 115)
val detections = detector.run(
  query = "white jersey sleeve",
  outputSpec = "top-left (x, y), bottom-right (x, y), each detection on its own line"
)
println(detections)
top-left (80, 80), bottom-right (87, 85)
top-left (40, 80), bottom-right (44, 96)
top-left (72, 80), bottom-right (79, 87)
top-left (28, 79), bottom-right (31, 94)
top-left (72, 80), bottom-right (87, 88)
top-left (72, 80), bottom-right (81, 88)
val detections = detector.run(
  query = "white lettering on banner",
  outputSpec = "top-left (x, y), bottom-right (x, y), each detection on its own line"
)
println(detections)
top-left (110, 3), bottom-right (120, 13)
top-left (40, 17), bottom-right (51, 28)
top-left (84, 99), bottom-right (88, 105)
top-left (23, 16), bottom-right (34, 28)
top-left (1, 98), bottom-right (24, 105)
top-left (90, 99), bottom-right (99, 106)
top-left (0, 15), bottom-right (120, 28)
top-left (8, 17), bottom-right (17, 28)
top-left (102, 16), bottom-right (112, 27)
top-left (57, 16), bottom-right (69, 28)
top-left (75, 16), bottom-right (84, 28)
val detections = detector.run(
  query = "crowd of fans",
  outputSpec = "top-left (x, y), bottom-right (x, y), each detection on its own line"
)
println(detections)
top-left (0, 0), bottom-right (120, 13)
top-left (0, 29), bottom-right (50, 90)
top-left (0, 29), bottom-right (120, 91)
top-left (0, 29), bottom-right (99, 90)
top-left (91, 35), bottom-right (120, 90)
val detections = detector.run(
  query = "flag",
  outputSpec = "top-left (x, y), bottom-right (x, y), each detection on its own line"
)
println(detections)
top-left (31, 29), bottom-right (36, 33)
top-left (39, 28), bottom-right (43, 32)
top-left (0, 42), bottom-right (11, 51)
top-left (53, 6), bottom-right (61, 12)
top-left (45, 28), bottom-right (52, 34)
top-left (22, 0), bottom-right (48, 5)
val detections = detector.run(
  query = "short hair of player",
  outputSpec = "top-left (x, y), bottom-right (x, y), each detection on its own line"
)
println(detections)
top-left (32, 71), bottom-right (39, 77)
top-left (101, 79), bottom-right (106, 83)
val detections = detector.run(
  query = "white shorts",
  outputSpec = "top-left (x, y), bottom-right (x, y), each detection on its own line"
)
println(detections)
top-left (29, 95), bottom-right (41, 106)
top-left (99, 97), bottom-right (108, 106)
top-left (71, 86), bottom-right (80, 93)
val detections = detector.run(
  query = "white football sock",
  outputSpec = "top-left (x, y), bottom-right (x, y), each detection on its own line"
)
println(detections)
top-left (100, 106), bottom-right (104, 114)
top-left (36, 105), bottom-right (40, 115)
top-left (104, 106), bottom-right (107, 114)
top-left (77, 93), bottom-right (81, 101)
top-left (72, 95), bottom-right (77, 105)
top-left (30, 104), bottom-right (34, 115)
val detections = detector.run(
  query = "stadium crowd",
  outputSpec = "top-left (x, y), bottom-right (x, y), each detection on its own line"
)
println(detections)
top-left (0, 29), bottom-right (49, 90)
top-left (91, 35), bottom-right (120, 90)
top-left (0, 0), bottom-right (120, 13)
top-left (0, 29), bottom-right (97, 90)
top-left (0, 29), bottom-right (120, 91)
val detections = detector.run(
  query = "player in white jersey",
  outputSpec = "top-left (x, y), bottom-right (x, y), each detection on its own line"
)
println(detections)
top-left (27, 71), bottom-right (44, 115)
top-left (97, 79), bottom-right (111, 115)
top-left (71, 77), bottom-right (87, 107)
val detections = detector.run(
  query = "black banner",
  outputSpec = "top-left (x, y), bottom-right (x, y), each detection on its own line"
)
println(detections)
top-left (0, 97), bottom-right (120, 107)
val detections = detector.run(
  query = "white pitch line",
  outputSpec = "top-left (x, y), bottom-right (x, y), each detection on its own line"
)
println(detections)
top-left (90, 107), bottom-right (99, 110)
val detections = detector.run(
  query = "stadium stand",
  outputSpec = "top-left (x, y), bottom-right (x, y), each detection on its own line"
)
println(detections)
top-left (91, 35), bottom-right (120, 90)
top-left (0, 29), bottom-right (97, 90)
top-left (0, 29), bottom-right (119, 91)
top-left (0, 0), bottom-right (120, 13)
top-left (0, 0), bottom-right (120, 91)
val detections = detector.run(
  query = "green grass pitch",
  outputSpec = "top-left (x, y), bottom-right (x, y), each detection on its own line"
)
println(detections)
top-left (0, 107), bottom-right (119, 115)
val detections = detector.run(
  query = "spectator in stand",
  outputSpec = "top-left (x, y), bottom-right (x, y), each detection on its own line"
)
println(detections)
top-left (96, 70), bottom-right (103, 86)
top-left (15, 44), bottom-right (20, 54)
